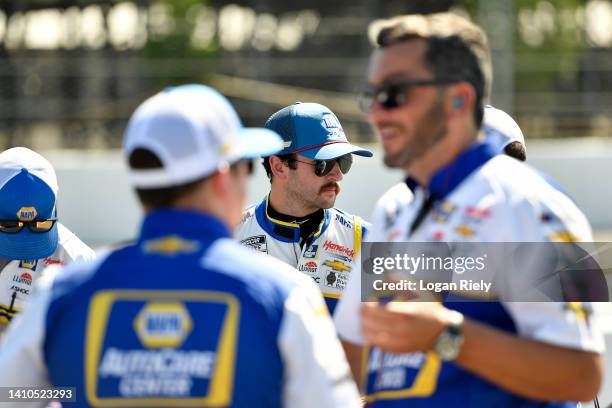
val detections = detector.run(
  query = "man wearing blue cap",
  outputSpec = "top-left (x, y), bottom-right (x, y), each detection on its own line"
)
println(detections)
top-left (235, 102), bottom-right (373, 314)
top-left (0, 147), bottom-right (94, 332)
top-left (0, 85), bottom-right (360, 407)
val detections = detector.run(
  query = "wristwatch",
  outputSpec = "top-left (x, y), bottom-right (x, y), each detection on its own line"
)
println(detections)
top-left (433, 310), bottom-right (464, 361)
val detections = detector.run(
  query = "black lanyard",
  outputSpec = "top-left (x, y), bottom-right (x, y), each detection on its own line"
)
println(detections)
top-left (408, 192), bottom-right (437, 236)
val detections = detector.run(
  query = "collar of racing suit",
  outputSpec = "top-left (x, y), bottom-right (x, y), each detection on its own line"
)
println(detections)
top-left (266, 203), bottom-right (324, 243)
top-left (424, 142), bottom-right (497, 200)
top-left (254, 195), bottom-right (331, 243)
top-left (138, 208), bottom-right (231, 244)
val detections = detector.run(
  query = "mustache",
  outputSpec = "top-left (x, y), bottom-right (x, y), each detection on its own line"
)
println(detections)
top-left (320, 182), bottom-right (340, 194)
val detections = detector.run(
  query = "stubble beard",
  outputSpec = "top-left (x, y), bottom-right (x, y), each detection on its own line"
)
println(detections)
top-left (383, 98), bottom-right (448, 169)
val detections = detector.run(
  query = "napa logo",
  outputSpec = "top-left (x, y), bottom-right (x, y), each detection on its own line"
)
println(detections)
top-left (143, 235), bottom-right (200, 256)
top-left (134, 302), bottom-right (193, 348)
top-left (16, 207), bottom-right (37, 221)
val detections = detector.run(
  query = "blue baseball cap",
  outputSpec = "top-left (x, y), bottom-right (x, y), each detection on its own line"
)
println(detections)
top-left (0, 147), bottom-right (59, 260)
top-left (264, 102), bottom-right (373, 160)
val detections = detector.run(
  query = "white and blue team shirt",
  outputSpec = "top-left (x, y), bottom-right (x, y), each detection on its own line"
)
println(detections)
top-left (235, 195), bottom-right (369, 314)
top-left (334, 143), bottom-right (604, 408)
top-left (0, 209), bottom-right (360, 408)
top-left (0, 222), bottom-right (94, 329)
top-left (369, 181), bottom-right (414, 243)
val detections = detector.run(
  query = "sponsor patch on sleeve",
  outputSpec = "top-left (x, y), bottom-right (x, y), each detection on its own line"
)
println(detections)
top-left (239, 235), bottom-right (268, 253)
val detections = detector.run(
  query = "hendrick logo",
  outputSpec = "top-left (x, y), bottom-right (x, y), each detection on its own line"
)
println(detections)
top-left (323, 240), bottom-right (354, 258)
top-left (43, 258), bottom-right (64, 266)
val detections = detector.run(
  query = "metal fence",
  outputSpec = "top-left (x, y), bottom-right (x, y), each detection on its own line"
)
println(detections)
top-left (0, 0), bottom-right (610, 150)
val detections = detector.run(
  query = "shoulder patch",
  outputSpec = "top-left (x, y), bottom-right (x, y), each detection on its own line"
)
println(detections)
top-left (239, 235), bottom-right (268, 253)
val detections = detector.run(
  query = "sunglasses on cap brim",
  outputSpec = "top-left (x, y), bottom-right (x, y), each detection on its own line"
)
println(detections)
top-left (0, 219), bottom-right (57, 234)
top-left (358, 78), bottom-right (459, 112)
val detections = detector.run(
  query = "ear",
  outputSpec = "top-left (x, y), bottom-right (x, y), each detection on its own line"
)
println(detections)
top-left (446, 82), bottom-right (475, 120)
top-left (209, 164), bottom-right (231, 197)
top-left (269, 156), bottom-right (290, 181)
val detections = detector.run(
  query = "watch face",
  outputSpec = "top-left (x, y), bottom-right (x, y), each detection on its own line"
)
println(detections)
top-left (435, 331), bottom-right (463, 361)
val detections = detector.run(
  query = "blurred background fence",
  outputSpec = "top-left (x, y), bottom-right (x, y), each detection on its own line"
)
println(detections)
top-left (0, 0), bottom-right (610, 151)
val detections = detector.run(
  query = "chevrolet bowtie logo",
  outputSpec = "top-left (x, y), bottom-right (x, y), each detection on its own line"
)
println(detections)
top-left (143, 236), bottom-right (200, 256)
top-left (323, 260), bottom-right (351, 272)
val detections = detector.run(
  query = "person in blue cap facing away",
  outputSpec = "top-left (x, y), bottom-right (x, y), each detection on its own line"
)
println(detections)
top-left (235, 102), bottom-right (373, 315)
top-left (0, 85), bottom-right (361, 408)
top-left (0, 147), bottom-right (94, 332)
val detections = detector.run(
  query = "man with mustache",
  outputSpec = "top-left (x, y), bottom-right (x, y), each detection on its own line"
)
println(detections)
top-left (235, 102), bottom-right (372, 314)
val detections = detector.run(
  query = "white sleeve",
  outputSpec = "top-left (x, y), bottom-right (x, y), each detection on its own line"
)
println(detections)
top-left (503, 302), bottom-right (604, 353)
top-left (279, 283), bottom-right (361, 408)
top-left (57, 223), bottom-right (96, 263)
top-left (0, 269), bottom-right (55, 408)
top-left (333, 269), bottom-right (364, 345)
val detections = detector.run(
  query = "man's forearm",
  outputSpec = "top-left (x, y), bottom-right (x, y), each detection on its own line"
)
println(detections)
top-left (456, 318), bottom-right (603, 402)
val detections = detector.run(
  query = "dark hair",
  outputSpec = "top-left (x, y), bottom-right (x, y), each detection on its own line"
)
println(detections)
top-left (128, 148), bottom-right (208, 209)
top-left (504, 141), bottom-right (527, 162)
top-left (262, 154), bottom-right (296, 181)
top-left (374, 13), bottom-right (491, 128)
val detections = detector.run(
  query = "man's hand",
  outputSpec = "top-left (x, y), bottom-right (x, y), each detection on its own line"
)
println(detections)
top-left (361, 301), bottom-right (454, 354)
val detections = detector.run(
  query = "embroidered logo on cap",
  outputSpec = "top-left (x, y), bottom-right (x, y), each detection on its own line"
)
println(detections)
top-left (16, 207), bottom-right (37, 221)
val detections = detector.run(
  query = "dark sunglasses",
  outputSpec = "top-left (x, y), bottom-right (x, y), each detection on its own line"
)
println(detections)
top-left (0, 219), bottom-right (57, 234)
top-left (289, 155), bottom-right (353, 177)
top-left (358, 78), bottom-right (458, 112)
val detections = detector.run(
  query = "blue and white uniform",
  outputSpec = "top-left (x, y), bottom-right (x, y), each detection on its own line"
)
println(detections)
top-left (369, 181), bottom-right (414, 243)
top-left (0, 210), bottom-right (360, 408)
top-left (334, 143), bottom-right (604, 407)
top-left (0, 223), bottom-right (94, 328)
top-left (235, 196), bottom-right (369, 314)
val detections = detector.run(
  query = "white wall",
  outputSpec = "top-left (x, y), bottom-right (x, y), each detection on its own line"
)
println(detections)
top-left (45, 137), bottom-right (612, 247)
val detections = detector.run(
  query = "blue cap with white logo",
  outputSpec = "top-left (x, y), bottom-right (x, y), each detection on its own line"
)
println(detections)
top-left (264, 102), bottom-right (373, 160)
top-left (0, 147), bottom-right (59, 260)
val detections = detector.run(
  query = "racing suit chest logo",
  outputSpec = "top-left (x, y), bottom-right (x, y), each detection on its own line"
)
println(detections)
top-left (323, 240), bottom-right (354, 258)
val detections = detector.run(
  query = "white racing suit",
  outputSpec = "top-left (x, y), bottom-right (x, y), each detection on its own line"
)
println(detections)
top-left (0, 222), bottom-right (94, 329)
top-left (334, 143), bottom-right (604, 407)
top-left (235, 195), bottom-right (369, 314)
